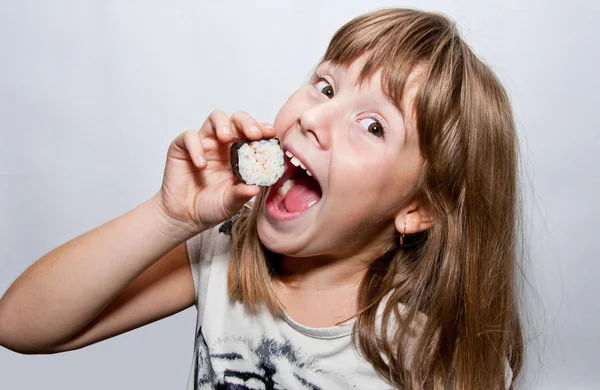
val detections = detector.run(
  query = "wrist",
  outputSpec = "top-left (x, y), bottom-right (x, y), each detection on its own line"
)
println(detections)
top-left (148, 192), bottom-right (205, 242)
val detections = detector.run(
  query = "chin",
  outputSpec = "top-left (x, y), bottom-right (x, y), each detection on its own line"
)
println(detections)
top-left (256, 216), bottom-right (313, 257)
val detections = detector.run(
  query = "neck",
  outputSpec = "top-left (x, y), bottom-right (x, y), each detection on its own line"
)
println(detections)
top-left (274, 249), bottom-right (379, 291)
top-left (273, 226), bottom-right (397, 290)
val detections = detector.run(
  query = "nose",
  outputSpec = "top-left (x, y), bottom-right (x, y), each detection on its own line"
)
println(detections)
top-left (299, 101), bottom-right (338, 150)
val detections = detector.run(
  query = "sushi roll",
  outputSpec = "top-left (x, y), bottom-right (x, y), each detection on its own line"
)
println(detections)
top-left (230, 138), bottom-right (285, 186)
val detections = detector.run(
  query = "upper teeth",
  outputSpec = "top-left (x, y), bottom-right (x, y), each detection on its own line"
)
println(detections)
top-left (285, 150), bottom-right (312, 176)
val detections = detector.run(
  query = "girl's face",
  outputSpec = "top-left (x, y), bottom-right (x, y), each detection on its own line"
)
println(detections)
top-left (257, 58), bottom-right (424, 260)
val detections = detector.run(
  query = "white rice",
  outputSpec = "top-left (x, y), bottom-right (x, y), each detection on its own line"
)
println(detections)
top-left (237, 139), bottom-right (285, 186)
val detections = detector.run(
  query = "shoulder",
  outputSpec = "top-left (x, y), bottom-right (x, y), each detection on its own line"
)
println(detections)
top-left (376, 299), bottom-right (514, 387)
top-left (186, 201), bottom-right (253, 265)
top-left (186, 221), bottom-right (233, 266)
top-left (185, 221), bottom-right (233, 307)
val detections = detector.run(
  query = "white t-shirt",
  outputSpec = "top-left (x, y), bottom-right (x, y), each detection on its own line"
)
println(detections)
top-left (184, 223), bottom-right (513, 389)
top-left (184, 223), bottom-right (394, 389)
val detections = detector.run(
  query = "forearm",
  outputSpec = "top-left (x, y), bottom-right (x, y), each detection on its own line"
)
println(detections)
top-left (0, 193), bottom-right (197, 350)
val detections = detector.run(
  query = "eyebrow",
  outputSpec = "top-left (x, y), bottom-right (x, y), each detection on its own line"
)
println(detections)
top-left (314, 61), bottom-right (335, 78)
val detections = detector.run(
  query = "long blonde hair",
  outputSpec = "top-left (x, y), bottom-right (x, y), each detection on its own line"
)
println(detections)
top-left (228, 8), bottom-right (524, 389)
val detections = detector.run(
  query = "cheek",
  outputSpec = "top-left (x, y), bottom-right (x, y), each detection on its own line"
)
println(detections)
top-left (333, 151), bottom-right (390, 191)
top-left (328, 161), bottom-right (391, 218)
top-left (330, 152), bottom-right (418, 209)
top-left (273, 92), bottom-right (306, 133)
top-left (273, 104), bottom-right (292, 129)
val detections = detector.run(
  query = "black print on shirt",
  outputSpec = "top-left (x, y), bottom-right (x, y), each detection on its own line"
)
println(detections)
top-left (194, 326), bottom-right (325, 389)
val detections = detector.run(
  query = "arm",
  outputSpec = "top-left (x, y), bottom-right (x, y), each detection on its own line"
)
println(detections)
top-left (48, 241), bottom-right (194, 353)
top-left (0, 110), bottom-right (273, 355)
top-left (0, 194), bottom-right (195, 354)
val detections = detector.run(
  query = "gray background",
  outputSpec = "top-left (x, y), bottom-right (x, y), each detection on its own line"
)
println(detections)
top-left (1, 0), bottom-right (598, 389)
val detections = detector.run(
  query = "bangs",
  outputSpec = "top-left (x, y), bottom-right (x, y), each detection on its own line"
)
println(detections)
top-left (322, 8), bottom-right (458, 116)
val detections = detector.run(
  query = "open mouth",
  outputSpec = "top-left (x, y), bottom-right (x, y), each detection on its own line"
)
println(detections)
top-left (266, 149), bottom-right (323, 218)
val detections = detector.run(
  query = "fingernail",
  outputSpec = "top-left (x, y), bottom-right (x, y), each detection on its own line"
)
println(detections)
top-left (264, 124), bottom-right (274, 130)
top-left (195, 154), bottom-right (205, 165)
top-left (222, 127), bottom-right (231, 137)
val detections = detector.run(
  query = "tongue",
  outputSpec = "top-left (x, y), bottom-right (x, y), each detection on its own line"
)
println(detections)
top-left (284, 176), bottom-right (322, 213)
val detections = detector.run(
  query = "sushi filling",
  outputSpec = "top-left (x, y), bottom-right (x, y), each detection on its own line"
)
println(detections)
top-left (231, 139), bottom-right (285, 186)
top-left (271, 157), bottom-right (322, 214)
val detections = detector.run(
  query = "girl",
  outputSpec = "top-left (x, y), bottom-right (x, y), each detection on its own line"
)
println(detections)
top-left (0, 8), bottom-right (523, 389)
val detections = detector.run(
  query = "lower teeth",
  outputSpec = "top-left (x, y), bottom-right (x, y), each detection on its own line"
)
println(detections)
top-left (277, 179), bottom-right (295, 198)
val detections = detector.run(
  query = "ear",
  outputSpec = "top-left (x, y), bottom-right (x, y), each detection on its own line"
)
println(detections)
top-left (394, 200), bottom-right (435, 235)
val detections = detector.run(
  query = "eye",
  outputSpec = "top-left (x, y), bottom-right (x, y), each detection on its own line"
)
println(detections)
top-left (315, 79), bottom-right (334, 99)
top-left (359, 117), bottom-right (385, 138)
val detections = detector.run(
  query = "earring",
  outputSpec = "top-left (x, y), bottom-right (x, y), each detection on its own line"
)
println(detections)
top-left (400, 222), bottom-right (406, 246)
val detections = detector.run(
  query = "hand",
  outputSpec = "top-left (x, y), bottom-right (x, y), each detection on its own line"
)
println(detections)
top-left (155, 110), bottom-right (277, 233)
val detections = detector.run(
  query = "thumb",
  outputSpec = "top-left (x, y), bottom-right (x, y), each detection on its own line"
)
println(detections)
top-left (224, 183), bottom-right (261, 215)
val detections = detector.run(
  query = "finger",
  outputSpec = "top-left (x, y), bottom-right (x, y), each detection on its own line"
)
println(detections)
top-left (258, 122), bottom-right (277, 139)
top-left (182, 129), bottom-right (207, 168)
top-left (225, 183), bottom-right (261, 213)
top-left (209, 109), bottom-right (237, 143)
top-left (199, 109), bottom-right (231, 142)
top-left (231, 110), bottom-right (265, 140)
top-left (234, 183), bottom-right (261, 199)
